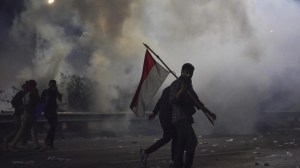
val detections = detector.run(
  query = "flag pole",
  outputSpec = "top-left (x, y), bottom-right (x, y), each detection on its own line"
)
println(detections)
top-left (143, 43), bottom-right (215, 126)
top-left (143, 43), bottom-right (178, 79)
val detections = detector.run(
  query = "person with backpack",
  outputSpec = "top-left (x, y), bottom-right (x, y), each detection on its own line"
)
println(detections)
top-left (41, 80), bottom-right (62, 149)
top-left (9, 80), bottom-right (42, 151)
top-left (4, 83), bottom-right (26, 149)
top-left (140, 86), bottom-right (177, 168)
top-left (169, 63), bottom-right (216, 168)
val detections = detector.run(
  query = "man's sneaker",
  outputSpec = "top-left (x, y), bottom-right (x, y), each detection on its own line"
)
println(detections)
top-left (139, 149), bottom-right (149, 167)
top-left (34, 145), bottom-right (47, 152)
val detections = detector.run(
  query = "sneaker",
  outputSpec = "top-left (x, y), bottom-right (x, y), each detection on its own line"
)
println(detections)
top-left (139, 149), bottom-right (149, 167)
top-left (34, 145), bottom-right (47, 152)
top-left (8, 144), bottom-right (19, 152)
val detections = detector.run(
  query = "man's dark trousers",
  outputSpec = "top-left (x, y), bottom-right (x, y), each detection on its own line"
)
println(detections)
top-left (174, 120), bottom-right (197, 168)
top-left (45, 110), bottom-right (57, 148)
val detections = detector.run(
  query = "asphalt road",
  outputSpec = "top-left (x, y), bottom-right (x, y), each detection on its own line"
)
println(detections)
top-left (1, 132), bottom-right (300, 168)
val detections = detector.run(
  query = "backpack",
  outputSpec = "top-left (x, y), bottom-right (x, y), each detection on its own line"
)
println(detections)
top-left (11, 91), bottom-right (24, 109)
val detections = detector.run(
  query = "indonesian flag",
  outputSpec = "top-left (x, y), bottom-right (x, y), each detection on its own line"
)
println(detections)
top-left (130, 50), bottom-right (169, 117)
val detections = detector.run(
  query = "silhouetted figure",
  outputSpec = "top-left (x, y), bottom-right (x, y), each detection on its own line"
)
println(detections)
top-left (4, 83), bottom-right (26, 149)
top-left (9, 80), bottom-right (41, 151)
top-left (169, 63), bottom-right (216, 168)
top-left (41, 80), bottom-right (62, 149)
top-left (140, 86), bottom-right (176, 168)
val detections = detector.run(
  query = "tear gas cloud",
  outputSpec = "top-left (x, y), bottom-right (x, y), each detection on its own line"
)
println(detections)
top-left (1, 0), bottom-right (300, 134)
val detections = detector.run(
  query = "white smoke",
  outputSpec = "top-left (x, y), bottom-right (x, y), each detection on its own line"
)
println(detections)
top-left (1, 0), bottom-right (300, 134)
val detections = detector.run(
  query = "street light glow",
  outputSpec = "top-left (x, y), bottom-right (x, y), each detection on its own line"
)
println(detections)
top-left (48, 0), bottom-right (55, 5)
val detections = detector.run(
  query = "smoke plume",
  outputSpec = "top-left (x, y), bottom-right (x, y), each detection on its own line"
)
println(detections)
top-left (1, 0), bottom-right (300, 134)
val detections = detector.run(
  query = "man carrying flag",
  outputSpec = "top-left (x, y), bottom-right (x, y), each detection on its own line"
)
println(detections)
top-left (130, 49), bottom-right (169, 117)
top-left (131, 45), bottom-right (217, 168)
top-left (170, 63), bottom-right (216, 168)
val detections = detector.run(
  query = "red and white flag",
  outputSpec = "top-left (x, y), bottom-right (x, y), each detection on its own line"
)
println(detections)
top-left (130, 50), bottom-right (169, 117)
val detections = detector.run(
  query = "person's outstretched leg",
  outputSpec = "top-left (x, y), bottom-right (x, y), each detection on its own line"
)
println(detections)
top-left (145, 133), bottom-right (172, 154)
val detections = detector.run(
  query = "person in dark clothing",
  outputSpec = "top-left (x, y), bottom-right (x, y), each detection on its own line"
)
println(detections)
top-left (41, 80), bottom-right (62, 149)
top-left (9, 80), bottom-right (41, 151)
top-left (4, 83), bottom-right (26, 149)
top-left (140, 86), bottom-right (176, 168)
top-left (169, 63), bottom-right (216, 168)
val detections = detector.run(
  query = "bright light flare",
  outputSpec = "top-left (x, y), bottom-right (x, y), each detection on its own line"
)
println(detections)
top-left (48, 0), bottom-right (55, 4)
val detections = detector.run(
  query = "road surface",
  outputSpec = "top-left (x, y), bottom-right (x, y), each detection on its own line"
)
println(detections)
top-left (1, 133), bottom-right (300, 168)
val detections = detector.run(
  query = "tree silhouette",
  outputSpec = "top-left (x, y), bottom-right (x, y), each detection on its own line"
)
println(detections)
top-left (61, 73), bottom-right (95, 112)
